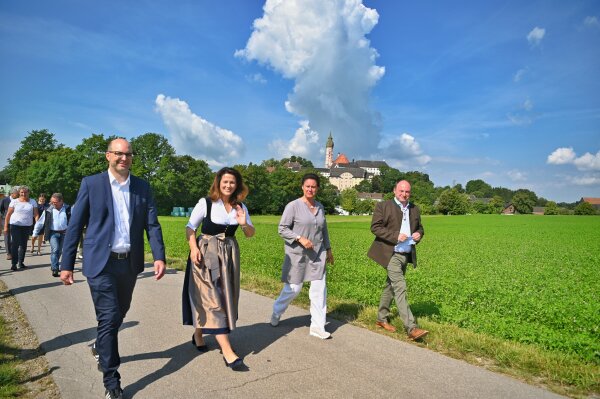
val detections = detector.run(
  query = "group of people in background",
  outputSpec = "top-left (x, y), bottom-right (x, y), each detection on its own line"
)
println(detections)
top-left (1, 187), bottom-right (74, 276)
top-left (1, 137), bottom-right (428, 399)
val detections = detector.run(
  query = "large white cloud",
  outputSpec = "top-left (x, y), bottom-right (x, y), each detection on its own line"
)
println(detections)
top-left (547, 147), bottom-right (600, 171)
top-left (547, 147), bottom-right (576, 164)
top-left (377, 133), bottom-right (431, 169)
top-left (154, 94), bottom-right (244, 168)
top-left (269, 120), bottom-right (320, 158)
top-left (236, 0), bottom-right (385, 160)
top-left (527, 26), bottom-right (545, 47)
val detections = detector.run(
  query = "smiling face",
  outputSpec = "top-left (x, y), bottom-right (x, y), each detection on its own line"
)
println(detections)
top-left (106, 138), bottom-right (133, 177)
top-left (19, 188), bottom-right (29, 200)
top-left (219, 173), bottom-right (238, 200)
top-left (393, 180), bottom-right (411, 205)
top-left (302, 178), bottom-right (319, 201)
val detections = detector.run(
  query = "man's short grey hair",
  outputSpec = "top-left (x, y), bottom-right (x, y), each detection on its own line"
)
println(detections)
top-left (10, 187), bottom-right (19, 194)
top-left (51, 193), bottom-right (63, 201)
top-left (19, 185), bottom-right (30, 193)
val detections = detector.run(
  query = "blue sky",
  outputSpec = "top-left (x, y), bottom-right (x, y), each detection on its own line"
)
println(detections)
top-left (1, 0), bottom-right (599, 203)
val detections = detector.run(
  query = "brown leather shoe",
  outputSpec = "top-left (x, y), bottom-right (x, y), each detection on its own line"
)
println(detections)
top-left (375, 321), bottom-right (397, 332)
top-left (408, 327), bottom-right (429, 340)
top-left (6, 254), bottom-right (12, 260)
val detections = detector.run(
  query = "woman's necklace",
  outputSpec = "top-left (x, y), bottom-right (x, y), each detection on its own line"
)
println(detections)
top-left (303, 198), bottom-right (316, 210)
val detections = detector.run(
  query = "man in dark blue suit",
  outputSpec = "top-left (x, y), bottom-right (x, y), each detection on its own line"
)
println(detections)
top-left (61, 138), bottom-right (166, 399)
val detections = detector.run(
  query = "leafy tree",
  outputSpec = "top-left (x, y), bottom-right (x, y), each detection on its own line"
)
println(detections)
top-left (466, 179), bottom-right (493, 197)
top-left (471, 201), bottom-right (489, 214)
top-left (491, 186), bottom-right (514, 202)
top-left (130, 133), bottom-right (175, 183)
top-left (370, 175), bottom-right (382, 193)
top-left (74, 133), bottom-right (118, 178)
top-left (236, 164), bottom-right (272, 215)
top-left (266, 167), bottom-right (301, 214)
top-left (488, 195), bottom-right (505, 214)
top-left (5, 129), bottom-right (59, 183)
top-left (378, 166), bottom-right (403, 193)
top-left (354, 179), bottom-right (372, 193)
top-left (574, 201), bottom-right (597, 215)
top-left (153, 155), bottom-right (212, 215)
top-left (436, 188), bottom-right (470, 215)
top-left (453, 183), bottom-right (465, 193)
top-left (355, 198), bottom-right (375, 215)
top-left (283, 155), bottom-right (314, 168)
top-left (544, 201), bottom-right (559, 215)
top-left (410, 180), bottom-right (436, 206)
top-left (512, 190), bottom-right (537, 214)
top-left (23, 147), bottom-right (81, 203)
top-left (340, 188), bottom-right (358, 214)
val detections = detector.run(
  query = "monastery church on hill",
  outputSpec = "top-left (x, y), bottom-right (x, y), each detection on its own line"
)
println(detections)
top-left (315, 133), bottom-right (389, 191)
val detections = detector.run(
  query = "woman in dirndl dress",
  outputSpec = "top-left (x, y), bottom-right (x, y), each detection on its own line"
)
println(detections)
top-left (182, 167), bottom-right (255, 371)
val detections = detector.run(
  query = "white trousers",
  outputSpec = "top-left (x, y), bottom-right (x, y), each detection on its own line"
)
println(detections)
top-left (272, 273), bottom-right (327, 331)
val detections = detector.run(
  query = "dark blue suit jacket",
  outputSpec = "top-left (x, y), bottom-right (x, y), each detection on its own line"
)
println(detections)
top-left (61, 171), bottom-right (166, 278)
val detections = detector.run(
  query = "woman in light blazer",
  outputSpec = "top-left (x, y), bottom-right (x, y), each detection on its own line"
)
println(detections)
top-left (270, 173), bottom-right (334, 339)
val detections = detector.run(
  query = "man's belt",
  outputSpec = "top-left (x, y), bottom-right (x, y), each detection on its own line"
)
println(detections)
top-left (110, 252), bottom-right (130, 259)
top-left (51, 229), bottom-right (67, 234)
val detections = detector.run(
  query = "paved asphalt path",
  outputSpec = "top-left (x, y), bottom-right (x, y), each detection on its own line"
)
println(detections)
top-left (0, 247), bottom-right (566, 399)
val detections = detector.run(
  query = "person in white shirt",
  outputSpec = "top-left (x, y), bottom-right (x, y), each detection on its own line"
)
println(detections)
top-left (183, 167), bottom-right (255, 371)
top-left (3, 186), bottom-right (39, 270)
top-left (33, 193), bottom-right (71, 277)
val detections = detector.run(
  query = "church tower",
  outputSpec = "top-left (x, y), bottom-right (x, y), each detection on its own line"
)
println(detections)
top-left (325, 132), bottom-right (334, 168)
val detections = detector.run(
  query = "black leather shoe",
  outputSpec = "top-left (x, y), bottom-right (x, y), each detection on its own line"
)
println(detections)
top-left (11, 265), bottom-right (17, 271)
top-left (191, 334), bottom-right (208, 352)
top-left (19, 263), bottom-right (26, 269)
top-left (223, 356), bottom-right (247, 371)
top-left (52, 270), bottom-right (59, 277)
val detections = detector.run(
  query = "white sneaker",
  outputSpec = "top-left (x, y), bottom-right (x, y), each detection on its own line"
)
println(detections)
top-left (270, 313), bottom-right (280, 327)
top-left (309, 326), bottom-right (331, 339)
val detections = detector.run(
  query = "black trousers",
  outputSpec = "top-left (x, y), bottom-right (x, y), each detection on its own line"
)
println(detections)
top-left (87, 257), bottom-right (137, 390)
top-left (9, 224), bottom-right (31, 266)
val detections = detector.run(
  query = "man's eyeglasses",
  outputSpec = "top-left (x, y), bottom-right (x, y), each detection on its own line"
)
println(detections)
top-left (107, 151), bottom-right (134, 158)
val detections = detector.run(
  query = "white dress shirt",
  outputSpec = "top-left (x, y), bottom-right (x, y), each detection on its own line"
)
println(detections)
top-left (393, 198), bottom-right (412, 253)
top-left (51, 205), bottom-right (69, 231)
top-left (186, 198), bottom-right (253, 231)
top-left (108, 170), bottom-right (131, 253)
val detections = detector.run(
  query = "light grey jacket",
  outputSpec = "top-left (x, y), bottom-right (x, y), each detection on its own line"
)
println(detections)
top-left (278, 198), bottom-right (331, 284)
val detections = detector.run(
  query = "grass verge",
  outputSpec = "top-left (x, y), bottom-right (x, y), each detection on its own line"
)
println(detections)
top-left (0, 279), bottom-right (60, 399)
top-left (0, 315), bottom-right (23, 398)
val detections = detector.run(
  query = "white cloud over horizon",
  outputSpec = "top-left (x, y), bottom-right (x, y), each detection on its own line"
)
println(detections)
top-left (269, 120), bottom-right (320, 158)
top-left (236, 0), bottom-right (385, 160)
top-left (154, 94), bottom-right (244, 168)
top-left (547, 147), bottom-right (600, 171)
top-left (377, 133), bottom-right (431, 169)
top-left (527, 26), bottom-right (546, 47)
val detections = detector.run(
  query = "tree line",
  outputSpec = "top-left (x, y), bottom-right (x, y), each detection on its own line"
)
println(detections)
top-left (0, 129), bottom-right (596, 216)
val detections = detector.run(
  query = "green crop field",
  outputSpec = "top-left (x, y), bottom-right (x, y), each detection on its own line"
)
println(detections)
top-left (153, 214), bottom-right (600, 395)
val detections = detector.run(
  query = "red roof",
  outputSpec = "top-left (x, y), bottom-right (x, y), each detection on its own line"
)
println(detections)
top-left (583, 197), bottom-right (600, 205)
top-left (333, 153), bottom-right (350, 165)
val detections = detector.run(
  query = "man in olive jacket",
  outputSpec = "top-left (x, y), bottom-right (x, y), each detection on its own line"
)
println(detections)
top-left (367, 179), bottom-right (429, 340)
